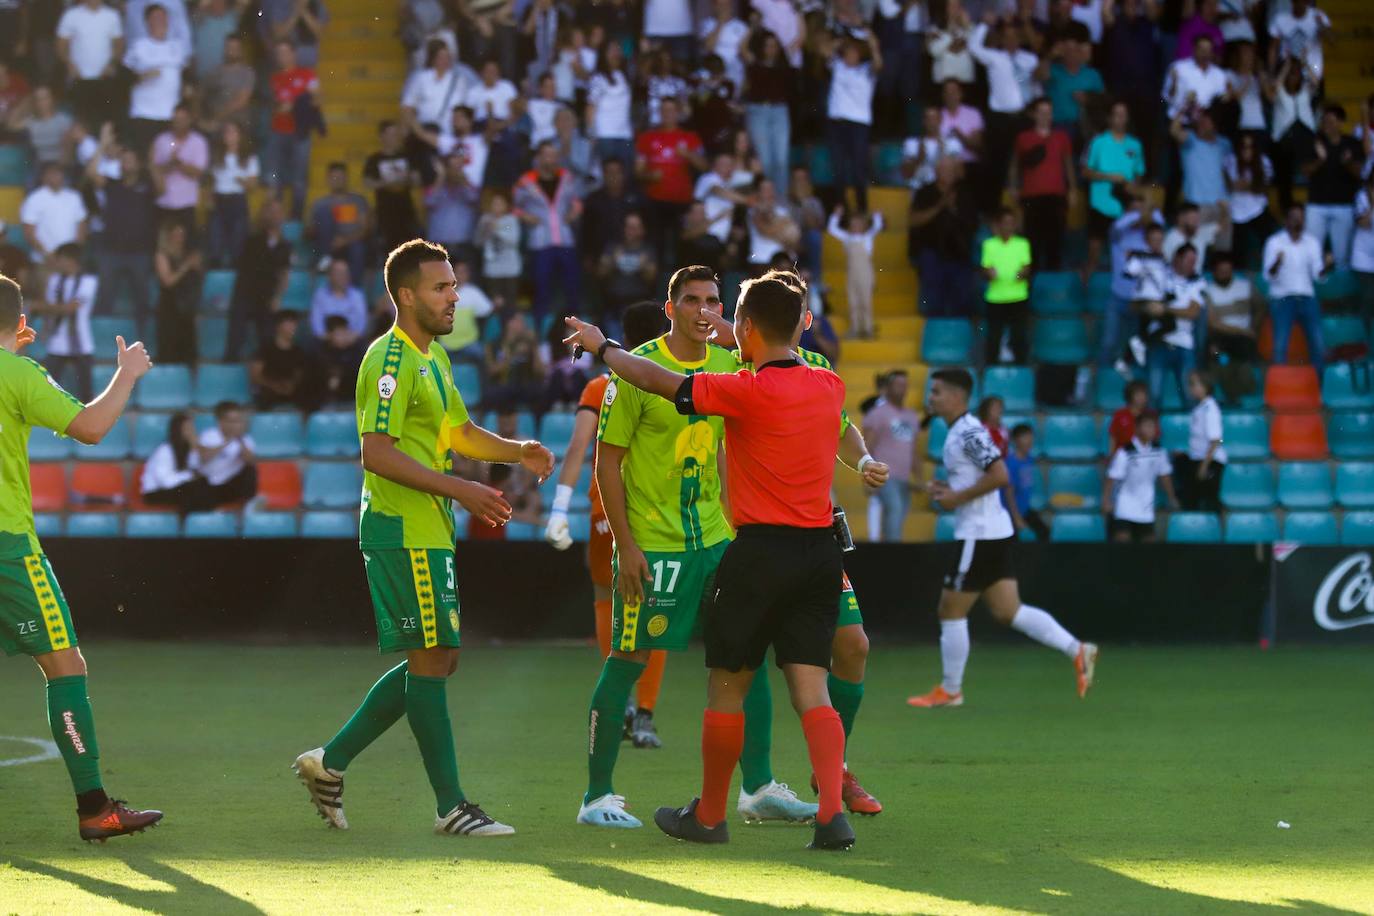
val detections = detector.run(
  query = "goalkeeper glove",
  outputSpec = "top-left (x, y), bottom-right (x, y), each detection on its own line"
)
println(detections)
top-left (544, 483), bottom-right (574, 550)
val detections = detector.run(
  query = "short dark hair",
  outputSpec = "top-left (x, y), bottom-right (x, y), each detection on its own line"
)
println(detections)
top-left (1173, 242), bottom-right (1198, 260)
top-left (1189, 369), bottom-right (1215, 395)
top-left (214, 400), bottom-right (243, 419)
top-left (144, 3), bottom-right (166, 22)
top-left (0, 274), bottom-right (22, 333)
top-left (1324, 103), bottom-right (1347, 121)
top-left (425, 38), bottom-right (449, 68)
top-left (622, 301), bottom-right (669, 348)
top-left (1031, 96), bottom-right (1052, 110)
top-left (384, 239), bottom-right (451, 305)
top-left (1136, 409), bottom-right (1160, 426)
top-left (1144, 222), bottom-right (1165, 235)
top-left (54, 242), bottom-right (82, 261)
top-left (1177, 202), bottom-right (1200, 216)
top-left (995, 206), bottom-right (1016, 222)
top-left (736, 270), bottom-right (805, 343)
top-left (976, 395), bottom-right (1004, 421)
top-left (931, 367), bottom-right (974, 396)
top-left (324, 314), bottom-right (350, 332)
top-left (1011, 422), bottom-right (1034, 439)
top-left (1125, 379), bottom-right (1148, 402)
top-left (1211, 250), bottom-right (1235, 268)
top-left (667, 265), bottom-right (718, 304)
top-left (274, 309), bottom-right (301, 327)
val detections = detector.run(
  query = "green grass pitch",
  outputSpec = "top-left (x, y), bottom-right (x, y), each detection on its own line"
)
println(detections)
top-left (1, 642), bottom-right (1371, 915)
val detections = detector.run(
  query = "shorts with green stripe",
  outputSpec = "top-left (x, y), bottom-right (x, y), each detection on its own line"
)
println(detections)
top-left (364, 548), bottom-right (460, 653)
top-left (837, 571), bottom-right (864, 628)
top-left (612, 540), bottom-right (728, 653)
top-left (0, 555), bottom-right (78, 657)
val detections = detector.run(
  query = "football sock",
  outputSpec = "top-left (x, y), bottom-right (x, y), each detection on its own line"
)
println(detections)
top-left (827, 674), bottom-right (864, 744)
top-left (323, 661), bottom-right (407, 771)
top-left (1010, 605), bottom-right (1080, 657)
top-left (940, 619), bottom-right (970, 694)
top-left (697, 709), bottom-right (744, 828)
top-left (46, 675), bottom-right (103, 798)
top-left (801, 705), bottom-right (846, 825)
top-left (404, 673), bottom-right (464, 815)
top-left (584, 655), bottom-right (644, 804)
top-left (739, 671), bottom-right (774, 794)
top-left (594, 598), bottom-right (613, 659)
top-left (636, 650), bottom-right (666, 712)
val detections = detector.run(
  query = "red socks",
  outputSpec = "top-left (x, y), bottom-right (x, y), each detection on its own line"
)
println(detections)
top-left (697, 709), bottom-right (745, 827)
top-left (594, 599), bottom-right (613, 658)
top-left (802, 706), bottom-right (846, 825)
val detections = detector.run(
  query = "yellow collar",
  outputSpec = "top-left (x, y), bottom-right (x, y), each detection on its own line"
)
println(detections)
top-left (392, 325), bottom-right (430, 358)
top-left (658, 334), bottom-right (708, 370)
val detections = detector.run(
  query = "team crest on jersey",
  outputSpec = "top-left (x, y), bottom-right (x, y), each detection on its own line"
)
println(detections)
top-left (378, 374), bottom-right (397, 400)
top-left (604, 380), bottom-right (617, 406)
top-left (647, 614), bottom-right (668, 637)
top-left (419, 365), bottom-right (429, 377)
top-left (449, 609), bottom-right (459, 632)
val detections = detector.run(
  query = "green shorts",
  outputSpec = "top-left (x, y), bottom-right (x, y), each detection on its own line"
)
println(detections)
top-left (363, 548), bottom-right (460, 653)
top-left (0, 554), bottom-right (78, 657)
top-left (612, 540), bottom-right (729, 653)
top-left (837, 572), bottom-right (864, 629)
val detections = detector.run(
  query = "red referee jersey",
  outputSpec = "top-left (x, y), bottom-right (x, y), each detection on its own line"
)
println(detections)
top-left (677, 359), bottom-right (845, 529)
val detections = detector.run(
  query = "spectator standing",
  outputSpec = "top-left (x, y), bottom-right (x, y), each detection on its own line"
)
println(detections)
top-left (1177, 0), bottom-right (1225, 60)
top-left (701, 0), bottom-right (749, 88)
top-left (1163, 202), bottom-right (1224, 270)
top-left (1264, 204), bottom-right (1333, 376)
top-left (363, 120), bottom-right (424, 254)
top-left (901, 106), bottom-right (964, 195)
top-left (436, 259), bottom-right (493, 365)
top-left (862, 370), bottom-right (920, 543)
top-left (977, 395), bottom-right (1009, 455)
top-left (514, 141), bottom-right (582, 321)
top-left (401, 40), bottom-right (476, 141)
top-left (123, 3), bottom-right (189, 156)
top-left (464, 59), bottom-right (519, 127)
top-left (1224, 132), bottom-right (1275, 269)
top-left (306, 163), bottom-right (370, 283)
top-left (1224, 39), bottom-right (1266, 141)
top-left (1102, 195), bottom-right (1165, 369)
top-left (640, 46), bottom-right (690, 128)
top-left (1005, 423), bottom-right (1048, 541)
top-left (57, 0), bottom-right (126, 132)
top-left (1176, 371), bottom-right (1226, 511)
top-left (207, 121), bottom-right (260, 269)
top-left (752, 0), bottom-right (804, 68)
top-left (198, 34), bottom-right (256, 135)
top-left (825, 33), bottom-right (882, 212)
top-left (1083, 101), bottom-right (1145, 283)
top-left (150, 103), bottom-right (209, 232)
top-left (20, 162), bottom-right (89, 267)
top-left (1009, 97), bottom-right (1076, 271)
top-left (265, 40), bottom-right (318, 220)
top-left (541, 324), bottom-right (590, 412)
top-left (552, 106), bottom-right (597, 197)
top-left (251, 311), bottom-right (314, 412)
top-left (927, 0), bottom-right (976, 90)
top-left (1108, 379), bottom-right (1152, 453)
top-left (7, 87), bottom-right (75, 170)
top-left (524, 72), bottom-right (562, 148)
top-left (635, 96), bottom-right (705, 266)
top-left (586, 43), bottom-right (635, 171)
top-left (1037, 30), bottom-right (1103, 147)
top-left (1267, 0), bottom-right (1329, 82)
top-left (87, 146), bottom-right (157, 337)
top-left (309, 258), bottom-right (368, 341)
top-left (190, 0), bottom-right (241, 83)
top-left (1302, 105), bottom-right (1362, 269)
top-left (1268, 57), bottom-right (1318, 210)
top-left (910, 157), bottom-right (977, 317)
top-left (425, 152), bottom-right (481, 266)
top-left (153, 220), bottom-right (202, 364)
top-left (1204, 251), bottom-right (1262, 396)
top-left (1102, 0), bottom-right (1162, 175)
top-left (316, 315), bottom-right (367, 406)
top-left (1145, 243), bottom-right (1205, 407)
top-left (580, 157), bottom-right (646, 269)
top-left (679, 202), bottom-right (727, 274)
top-left (140, 412), bottom-right (214, 513)
top-left (257, 0), bottom-right (328, 68)
top-left (1354, 172), bottom-right (1374, 338)
top-left (459, 0), bottom-right (518, 78)
top-left (0, 62), bottom-right (31, 131)
top-left (597, 213), bottom-right (657, 337)
top-left (981, 208), bottom-right (1033, 364)
top-left (224, 199), bottom-right (292, 360)
top-left (1171, 107), bottom-right (1231, 218)
top-left (124, 0), bottom-right (192, 55)
top-left (826, 205), bottom-right (884, 339)
top-left (477, 191), bottom-right (521, 309)
top-left (786, 167), bottom-right (826, 276)
top-left (38, 243), bottom-right (97, 401)
top-left (484, 311), bottom-right (546, 413)
top-left (937, 79), bottom-right (983, 171)
top-left (745, 176), bottom-right (799, 270)
top-left (1104, 411), bottom-right (1177, 544)
top-left (643, 0), bottom-right (695, 62)
top-left (197, 401), bottom-right (258, 505)
top-left (969, 16), bottom-right (1037, 208)
top-left (741, 27), bottom-right (793, 196)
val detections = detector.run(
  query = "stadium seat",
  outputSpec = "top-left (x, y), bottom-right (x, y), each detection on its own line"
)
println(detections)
top-left (1051, 513), bottom-right (1105, 542)
top-left (305, 411), bottom-right (358, 457)
top-left (89, 317), bottom-right (138, 359)
top-left (282, 270), bottom-right (314, 311)
top-left (281, 220), bottom-right (303, 247)
top-left (1158, 412), bottom-right (1189, 452)
top-left (258, 461), bottom-right (305, 510)
top-left (69, 463), bottom-right (126, 510)
top-left (301, 511), bottom-right (356, 538)
top-left (250, 413), bottom-right (305, 459)
top-left (132, 413), bottom-right (172, 459)
top-left (982, 366), bottom-right (1035, 411)
top-left (1336, 462), bottom-right (1374, 508)
top-left (1270, 412), bottom-right (1328, 460)
top-left (1084, 271), bottom-right (1112, 313)
top-left (1222, 412), bottom-right (1270, 460)
top-left (1042, 413), bottom-right (1100, 460)
top-left (303, 462), bottom-right (362, 509)
top-left (1316, 268), bottom-right (1359, 307)
top-left (201, 270), bottom-right (236, 313)
top-left (567, 512), bottom-right (591, 543)
top-left (1220, 462), bottom-right (1275, 509)
top-left (1264, 365), bottom-right (1321, 410)
top-left (453, 363), bottom-right (482, 406)
top-left (504, 521), bottom-right (540, 541)
top-left (65, 513), bottom-right (120, 537)
top-left (77, 418), bottom-right (131, 461)
top-left (34, 513), bottom-right (63, 538)
top-left (1282, 511), bottom-right (1339, 545)
top-left (242, 512), bottom-right (300, 538)
top-left (1092, 371), bottom-right (1137, 410)
top-left (539, 411), bottom-right (578, 456)
top-left (1224, 511), bottom-right (1278, 543)
top-left (30, 465), bottom-right (66, 512)
top-left (921, 319), bottom-right (974, 364)
top-left (198, 317), bottom-right (229, 362)
top-left (1322, 314), bottom-right (1367, 348)
top-left (1343, 511), bottom-right (1374, 545)
top-left (1329, 411), bottom-right (1374, 458)
top-left (1166, 512), bottom-right (1222, 543)
top-left (184, 512), bottom-right (240, 537)
top-left (1031, 318), bottom-right (1091, 364)
top-left (194, 364), bottom-right (251, 407)
top-left (0, 144), bottom-right (30, 184)
top-left (934, 513), bottom-right (957, 541)
top-left (135, 365), bottom-right (194, 410)
top-left (1276, 462), bottom-right (1333, 509)
top-left (1029, 272), bottom-right (1084, 315)
top-left (925, 416), bottom-right (948, 460)
top-left (1046, 464), bottom-right (1100, 510)
top-left (453, 511), bottom-right (470, 540)
top-left (481, 410), bottom-right (537, 440)
top-left (29, 429), bottom-right (72, 461)
top-left (125, 512), bottom-right (181, 538)
top-left (1321, 363), bottom-right (1374, 409)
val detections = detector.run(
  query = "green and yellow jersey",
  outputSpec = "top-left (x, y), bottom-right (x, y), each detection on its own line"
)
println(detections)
top-left (597, 336), bottom-right (738, 553)
top-left (0, 352), bottom-right (83, 559)
top-left (356, 326), bottom-right (470, 551)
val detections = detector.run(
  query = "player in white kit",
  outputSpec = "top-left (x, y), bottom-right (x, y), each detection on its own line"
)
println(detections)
top-left (907, 369), bottom-right (1098, 708)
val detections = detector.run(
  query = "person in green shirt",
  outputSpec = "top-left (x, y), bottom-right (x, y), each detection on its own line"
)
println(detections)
top-left (980, 208), bottom-right (1034, 364)
top-left (0, 275), bottom-right (164, 841)
top-left (293, 239), bottom-right (554, 840)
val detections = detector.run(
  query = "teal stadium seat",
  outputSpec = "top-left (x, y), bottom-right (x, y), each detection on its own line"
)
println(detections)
top-left (1093, 371), bottom-right (1138, 410)
top-left (1221, 463), bottom-right (1275, 509)
top-left (281, 220), bottom-right (303, 247)
top-left (0, 144), bottom-right (31, 184)
top-left (194, 364), bottom-right (250, 407)
top-left (1329, 411), bottom-right (1374, 458)
top-left (29, 430), bottom-right (73, 461)
top-left (303, 462), bottom-right (364, 509)
top-left (1322, 364), bottom-right (1374, 409)
top-left (921, 319), bottom-right (974, 364)
top-left (89, 317), bottom-right (139, 360)
top-left (1282, 511), bottom-right (1339, 544)
top-left (1042, 413), bottom-right (1100, 460)
top-left (198, 317), bottom-right (229, 362)
top-left (1316, 268), bottom-right (1359, 307)
top-left (250, 412), bottom-right (305, 458)
top-left (1232, 366), bottom-right (1266, 410)
top-left (1222, 412), bottom-right (1270, 460)
top-left (1336, 462), bottom-right (1374, 508)
top-left (301, 510), bottom-right (356, 538)
top-left (305, 411), bottom-right (357, 457)
top-left (982, 366), bottom-right (1034, 411)
top-left (504, 521), bottom-right (540, 541)
top-left (34, 513), bottom-right (63, 537)
top-left (1031, 318), bottom-right (1091, 363)
top-left (78, 417), bottom-right (130, 460)
top-left (935, 513), bottom-right (957, 541)
top-left (65, 514), bottom-right (120, 537)
top-left (1052, 513), bottom-right (1105, 542)
top-left (1029, 272), bottom-right (1084, 315)
top-left (1158, 412), bottom-right (1189, 452)
top-left (567, 512), bottom-right (591, 543)
top-left (132, 413), bottom-right (169, 459)
top-left (1166, 512), bottom-right (1222, 543)
top-left (925, 416), bottom-right (948, 460)
top-left (282, 270), bottom-right (314, 311)
top-left (1224, 511), bottom-right (1278, 543)
top-left (126, 513), bottom-right (180, 537)
top-left (1277, 462), bottom-right (1333, 509)
top-left (1343, 511), bottom-right (1374, 544)
top-left (1084, 271), bottom-right (1112, 313)
top-left (453, 511), bottom-right (470, 540)
top-left (243, 512), bottom-right (300, 537)
top-left (453, 363), bottom-right (482, 407)
top-left (481, 410), bottom-right (537, 440)
top-left (201, 270), bottom-right (236, 313)
top-left (1322, 314), bottom-right (1367, 349)
top-left (1046, 464), bottom-right (1101, 510)
top-left (135, 365), bottom-right (193, 410)
top-left (539, 411), bottom-right (578, 456)
top-left (184, 512), bottom-right (240, 537)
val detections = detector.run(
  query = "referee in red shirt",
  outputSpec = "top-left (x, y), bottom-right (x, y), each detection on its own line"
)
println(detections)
top-left (564, 271), bottom-right (855, 851)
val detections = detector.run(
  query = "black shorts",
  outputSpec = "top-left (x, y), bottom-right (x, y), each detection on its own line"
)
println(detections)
top-left (943, 536), bottom-right (1017, 593)
top-left (1086, 208), bottom-right (1114, 241)
top-left (1110, 518), bottom-right (1156, 542)
top-left (704, 525), bottom-right (843, 672)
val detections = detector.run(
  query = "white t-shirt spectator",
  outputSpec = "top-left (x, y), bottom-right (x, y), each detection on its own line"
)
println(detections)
top-left (1163, 272), bottom-right (1206, 350)
top-left (587, 72), bottom-right (634, 140)
top-left (198, 427), bottom-right (255, 486)
top-left (968, 23), bottom-right (1035, 114)
top-left (944, 413), bottom-right (1015, 541)
top-left (1228, 70), bottom-right (1266, 132)
top-left (1206, 273), bottom-right (1257, 331)
top-left (124, 35), bottom-right (188, 121)
top-left (1107, 438), bottom-right (1171, 523)
top-left (694, 169), bottom-right (749, 242)
top-left (402, 65), bottom-right (476, 126)
top-left (747, 204), bottom-right (791, 265)
top-left (700, 16), bottom-right (750, 88)
top-left (437, 132), bottom-right (488, 188)
top-left (1188, 395), bottom-right (1227, 464)
top-left (828, 59), bottom-right (875, 125)
top-left (211, 152), bottom-right (260, 195)
top-left (752, 0), bottom-right (802, 67)
top-left (1262, 229), bottom-right (1325, 298)
top-left (1164, 59), bottom-right (1228, 121)
top-left (1353, 189), bottom-right (1374, 273)
top-left (465, 79), bottom-right (519, 122)
top-left (1270, 6), bottom-right (1330, 80)
top-left (1072, 0), bottom-right (1105, 42)
top-left (526, 98), bottom-right (562, 147)
top-left (1270, 79), bottom-right (1316, 142)
top-left (1223, 154), bottom-right (1273, 224)
top-left (42, 271), bottom-right (97, 357)
top-left (19, 187), bottom-right (88, 261)
top-left (309, 283), bottom-right (368, 338)
top-left (141, 442), bottom-right (200, 493)
top-left (902, 135), bottom-right (964, 190)
top-left (928, 23), bottom-right (975, 85)
top-left (58, 3), bottom-right (125, 80)
top-left (644, 0), bottom-right (693, 37)
top-left (1164, 223), bottom-right (1220, 270)
top-left (125, 0), bottom-right (192, 56)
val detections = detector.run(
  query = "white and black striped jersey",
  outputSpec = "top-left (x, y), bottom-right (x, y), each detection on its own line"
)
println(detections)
top-left (943, 413), bottom-right (1014, 541)
top-left (1106, 437), bottom-right (1172, 523)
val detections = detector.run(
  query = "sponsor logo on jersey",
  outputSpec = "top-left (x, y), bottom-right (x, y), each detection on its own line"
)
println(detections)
top-left (604, 380), bottom-right (617, 406)
top-left (1314, 552), bottom-right (1374, 631)
top-left (647, 614), bottom-right (669, 638)
top-left (378, 374), bottom-right (397, 400)
top-left (449, 609), bottom-right (460, 632)
top-left (419, 365), bottom-right (428, 377)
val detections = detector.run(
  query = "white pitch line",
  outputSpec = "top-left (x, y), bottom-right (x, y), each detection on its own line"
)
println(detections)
top-left (0, 735), bottom-right (59, 768)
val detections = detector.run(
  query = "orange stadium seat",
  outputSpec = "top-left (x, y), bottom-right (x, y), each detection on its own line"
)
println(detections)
top-left (258, 461), bottom-right (304, 510)
top-left (70, 463), bottom-right (127, 511)
top-left (1264, 366), bottom-right (1321, 411)
top-left (30, 464), bottom-right (67, 512)
top-left (1271, 412), bottom-right (1329, 461)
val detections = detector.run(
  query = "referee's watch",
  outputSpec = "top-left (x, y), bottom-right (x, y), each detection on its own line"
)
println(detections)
top-left (596, 339), bottom-right (624, 362)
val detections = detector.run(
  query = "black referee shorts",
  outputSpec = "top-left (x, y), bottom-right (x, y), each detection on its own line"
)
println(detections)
top-left (704, 525), bottom-right (843, 672)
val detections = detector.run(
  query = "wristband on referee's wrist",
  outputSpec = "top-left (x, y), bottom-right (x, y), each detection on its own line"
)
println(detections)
top-left (551, 484), bottom-right (573, 514)
top-left (857, 454), bottom-right (874, 474)
top-left (596, 339), bottom-right (624, 362)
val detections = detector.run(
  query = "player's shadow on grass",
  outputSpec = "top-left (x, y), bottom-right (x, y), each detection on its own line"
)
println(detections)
top-left (4, 854), bottom-right (265, 915)
top-left (548, 859), bottom-right (837, 916)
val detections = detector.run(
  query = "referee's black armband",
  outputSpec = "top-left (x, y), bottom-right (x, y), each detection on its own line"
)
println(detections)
top-left (674, 376), bottom-right (697, 415)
